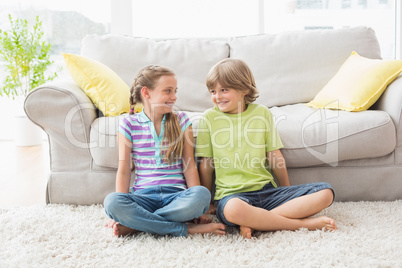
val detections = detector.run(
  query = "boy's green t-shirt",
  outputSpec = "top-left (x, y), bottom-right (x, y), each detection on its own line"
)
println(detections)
top-left (195, 104), bottom-right (283, 200)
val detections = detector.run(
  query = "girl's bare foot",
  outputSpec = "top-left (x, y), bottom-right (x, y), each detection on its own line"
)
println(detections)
top-left (187, 222), bottom-right (226, 236)
top-left (112, 222), bottom-right (138, 237)
top-left (239, 225), bottom-right (253, 239)
top-left (306, 216), bottom-right (337, 231)
top-left (105, 219), bottom-right (117, 228)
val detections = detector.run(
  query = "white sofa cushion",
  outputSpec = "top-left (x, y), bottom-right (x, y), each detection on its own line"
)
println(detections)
top-left (271, 104), bottom-right (396, 167)
top-left (89, 115), bottom-right (121, 168)
top-left (81, 35), bottom-right (229, 112)
top-left (229, 27), bottom-right (381, 108)
top-left (90, 104), bottom-right (396, 169)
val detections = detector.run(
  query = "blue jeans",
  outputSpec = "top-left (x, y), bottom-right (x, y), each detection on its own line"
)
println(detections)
top-left (104, 185), bottom-right (210, 237)
top-left (216, 182), bottom-right (334, 226)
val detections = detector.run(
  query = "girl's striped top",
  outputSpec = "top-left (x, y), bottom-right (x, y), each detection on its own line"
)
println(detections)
top-left (118, 110), bottom-right (191, 191)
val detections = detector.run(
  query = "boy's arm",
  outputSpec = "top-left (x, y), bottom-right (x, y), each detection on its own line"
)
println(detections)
top-left (116, 132), bottom-right (133, 193)
top-left (182, 126), bottom-right (202, 188)
top-left (267, 149), bottom-right (290, 187)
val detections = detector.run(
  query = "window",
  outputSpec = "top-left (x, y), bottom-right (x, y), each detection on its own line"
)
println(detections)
top-left (0, 0), bottom-right (111, 79)
top-left (127, 0), bottom-right (396, 59)
top-left (131, 0), bottom-right (259, 38)
top-left (0, 0), bottom-right (111, 140)
top-left (264, 0), bottom-right (396, 59)
top-left (1, 0), bottom-right (111, 52)
top-left (0, 0), bottom-right (397, 57)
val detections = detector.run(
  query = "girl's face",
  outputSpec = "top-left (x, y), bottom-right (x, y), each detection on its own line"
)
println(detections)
top-left (146, 75), bottom-right (178, 115)
top-left (209, 82), bottom-right (247, 114)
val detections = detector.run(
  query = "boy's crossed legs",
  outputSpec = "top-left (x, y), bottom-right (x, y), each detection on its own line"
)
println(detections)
top-left (216, 182), bottom-right (336, 238)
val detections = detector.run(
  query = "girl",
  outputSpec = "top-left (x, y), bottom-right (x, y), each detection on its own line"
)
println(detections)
top-left (196, 59), bottom-right (336, 239)
top-left (104, 65), bottom-right (225, 237)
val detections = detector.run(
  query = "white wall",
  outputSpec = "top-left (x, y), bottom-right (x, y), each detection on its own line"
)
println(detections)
top-left (0, 97), bottom-right (46, 141)
top-left (110, 0), bottom-right (132, 35)
top-left (0, 97), bottom-right (17, 140)
top-left (397, 0), bottom-right (402, 59)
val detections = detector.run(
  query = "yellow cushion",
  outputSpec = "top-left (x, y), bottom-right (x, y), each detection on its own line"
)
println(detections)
top-left (62, 53), bottom-right (130, 116)
top-left (307, 51), bottom-right (402, 112)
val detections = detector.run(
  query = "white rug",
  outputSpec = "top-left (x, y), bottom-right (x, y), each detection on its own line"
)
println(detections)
top-left (1, 201), bottom-right (402, 267)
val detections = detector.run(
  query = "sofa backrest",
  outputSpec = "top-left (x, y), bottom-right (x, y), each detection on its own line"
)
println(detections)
top-left (81, 35), bottom-right (229, 112)
top-left (81, 27), bottom-right (381, 112)
top-left (230, 27), bottom-right (381, 107)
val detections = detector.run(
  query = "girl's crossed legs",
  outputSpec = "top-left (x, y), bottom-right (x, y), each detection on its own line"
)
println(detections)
top-left (216, 182), bottom-right (336, 238)
top-left (104, 185), bottom-right (225, 237)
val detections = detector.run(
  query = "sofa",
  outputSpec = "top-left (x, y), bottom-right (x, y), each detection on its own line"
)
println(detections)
top-left (25, 27), bottom-right (402, 205)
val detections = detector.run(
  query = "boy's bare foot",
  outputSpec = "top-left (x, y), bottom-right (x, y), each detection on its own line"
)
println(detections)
top-left (306, 216), bottom-right (337, 231)
top-left (112, 222), bottom-right (138, 237)
top-left (207, 204), bottom-right (217, 215)
top-left (239, 225), bottom-right (253, 239)
top-left (187, 222), bottom-right (226, 236)
top-left (193, 214), bottom-right (212, 224)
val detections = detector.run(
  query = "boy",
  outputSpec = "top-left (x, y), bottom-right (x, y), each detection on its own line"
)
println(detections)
top-left (196, 59), bottom-right (336, 238)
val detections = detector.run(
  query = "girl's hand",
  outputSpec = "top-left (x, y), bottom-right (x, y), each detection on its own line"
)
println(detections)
top-left (207, 204), bottom-right (217, 215)
top-left (193, 214), bottom-right (212, 224)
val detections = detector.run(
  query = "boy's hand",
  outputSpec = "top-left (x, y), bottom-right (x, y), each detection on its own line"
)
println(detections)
top-left (207, 204), bottom-right (217, 215)
top-left (193, 214), bottom-right (212, 224)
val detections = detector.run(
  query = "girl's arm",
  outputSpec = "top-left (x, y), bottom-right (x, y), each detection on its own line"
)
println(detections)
top-left (183, 126), bottom-right (214, 221)
top-left (115, 132), bottom-right (133, 193)
top-left (182, 125), bottom-right (201, 188)
top-left (199, 156), bottom-right (215, 207)
top-left (267, 149), bottom-right (290, 187)
top-left (198, 157), bottom-right (214, 194)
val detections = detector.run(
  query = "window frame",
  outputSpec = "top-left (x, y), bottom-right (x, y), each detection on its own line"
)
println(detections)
top-left (111, 0), bottom-right (400, 59)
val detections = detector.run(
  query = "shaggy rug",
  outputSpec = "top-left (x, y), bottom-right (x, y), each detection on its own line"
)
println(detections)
top-left (1, 201), bottom-right (401, 267)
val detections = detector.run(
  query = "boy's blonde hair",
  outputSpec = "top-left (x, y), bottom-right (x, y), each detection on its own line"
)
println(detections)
top-left (206, 58), bottom-right (259, 104)
top-left (130, 65), bottom-right (184, 165)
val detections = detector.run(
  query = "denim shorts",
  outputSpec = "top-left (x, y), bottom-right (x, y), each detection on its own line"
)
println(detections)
top-left (215, 182), bottom-right (334, 226)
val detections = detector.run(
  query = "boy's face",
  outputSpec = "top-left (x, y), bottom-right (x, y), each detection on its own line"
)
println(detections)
top-left (209, 82), bottom-right (247, 114)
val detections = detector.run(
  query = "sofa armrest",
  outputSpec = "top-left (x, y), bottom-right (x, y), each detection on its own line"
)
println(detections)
top-left (24, 79), bottom-right (97, 172)
top-left (374, 75), bottom-right (402, 164)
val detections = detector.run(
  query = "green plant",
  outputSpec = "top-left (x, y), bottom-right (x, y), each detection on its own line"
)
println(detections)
top-left (0, 14), bottom-right (58, 99)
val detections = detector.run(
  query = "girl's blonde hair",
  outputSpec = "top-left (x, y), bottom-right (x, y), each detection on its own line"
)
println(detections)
top-left (206, 58), bottom-right (259, 104)
top-left (130, 65), bottom-right (184, 164)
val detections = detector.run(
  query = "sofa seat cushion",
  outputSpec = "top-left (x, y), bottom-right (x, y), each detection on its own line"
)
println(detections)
top-left (90, 105), bottom-right (395, 169)
top-left (271, 104), bottom-right (396, 167)
top-left (89, 115), bottom-right (122, 168)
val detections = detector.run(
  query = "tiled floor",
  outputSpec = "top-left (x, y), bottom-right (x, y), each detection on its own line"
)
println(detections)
top-left (0, 141), bottom-right (49, 208)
